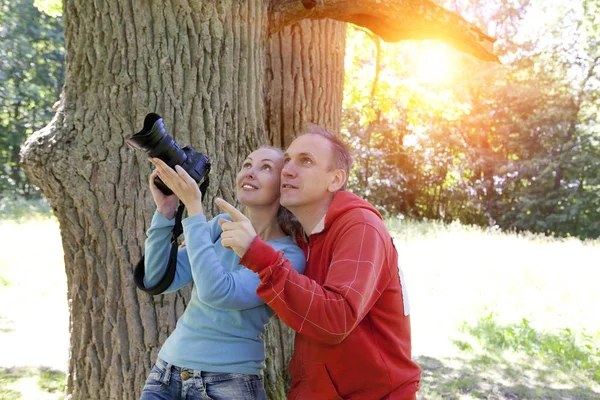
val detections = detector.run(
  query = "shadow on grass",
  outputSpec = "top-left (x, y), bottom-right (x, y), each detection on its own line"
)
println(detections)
top-left (0, 366), bottom-right (65, 400)
top-left (417, 314), bottom-right (600, 399)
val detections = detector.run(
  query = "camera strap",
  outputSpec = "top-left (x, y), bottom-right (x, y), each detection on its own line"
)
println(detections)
top-left (133, 176), bottom-right (210, 295)
top-left (133, 201), bottom-right (185, 295)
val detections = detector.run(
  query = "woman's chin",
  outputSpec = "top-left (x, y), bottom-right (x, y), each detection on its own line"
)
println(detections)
top-left (237, 193), bottom-right (260, 206)
top-left (239, 196), bottom-right (282, 210)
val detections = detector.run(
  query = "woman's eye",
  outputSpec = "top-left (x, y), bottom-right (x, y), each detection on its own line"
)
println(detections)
top-left (242, 162), bottom-right (252, 168)
top-left (261, 165), bottom-right (272, 171)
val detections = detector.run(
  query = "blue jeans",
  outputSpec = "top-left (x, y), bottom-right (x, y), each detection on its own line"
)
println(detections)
top-left (140, 358), bottom-right (267, 400)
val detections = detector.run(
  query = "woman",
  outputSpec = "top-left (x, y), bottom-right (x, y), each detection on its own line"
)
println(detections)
top-left (140, 146), bottom-right (305, 400)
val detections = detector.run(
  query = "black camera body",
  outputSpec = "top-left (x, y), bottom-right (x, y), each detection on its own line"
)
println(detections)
top-left (127, 113), bottom-right (211, 195)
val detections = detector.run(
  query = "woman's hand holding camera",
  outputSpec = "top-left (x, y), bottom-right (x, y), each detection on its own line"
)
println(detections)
top-left (149, 168), bottom-right (179, 219)
top-left (149, 158), bottom-right (204, 217)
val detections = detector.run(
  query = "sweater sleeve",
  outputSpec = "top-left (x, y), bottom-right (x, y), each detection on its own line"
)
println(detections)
top-left (143, 210), bottom-right (193, 293)
top-left (240, 221), bottom-right (391, 345)
top-left (182, 214), bottom-right (306, 310)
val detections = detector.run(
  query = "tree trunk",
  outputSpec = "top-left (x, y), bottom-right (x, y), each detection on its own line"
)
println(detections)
top-left (261, 19), bottom-right (346, 398)
top-left (20, 1), bottom-right (345, 398)
top-left (21, 1), bottom-right (268, 399)
top-left (265, 19), bottom-right (346, 147)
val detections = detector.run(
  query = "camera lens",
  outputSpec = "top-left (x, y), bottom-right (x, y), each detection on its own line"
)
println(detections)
top-left (127, 113), bottom-right (187, 168)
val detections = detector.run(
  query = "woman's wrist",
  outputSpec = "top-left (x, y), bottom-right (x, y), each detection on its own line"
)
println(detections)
top-left (157, 207), bottom-right (176, 220)
top-left (186, 200), bottom-right (204, 217)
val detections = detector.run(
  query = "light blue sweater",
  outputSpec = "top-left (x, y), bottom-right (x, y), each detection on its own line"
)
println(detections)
top-left (144, 211), bottom-right (306, 375)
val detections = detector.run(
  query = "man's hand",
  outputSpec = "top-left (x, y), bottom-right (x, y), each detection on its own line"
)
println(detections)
top-left (149, 158), bottom-right (204, 216)
top-left (215, 198), bottom-right (257, 258)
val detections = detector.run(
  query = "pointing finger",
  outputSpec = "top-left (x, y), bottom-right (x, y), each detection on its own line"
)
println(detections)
top-left (215, 198), bottom-right (246, 222)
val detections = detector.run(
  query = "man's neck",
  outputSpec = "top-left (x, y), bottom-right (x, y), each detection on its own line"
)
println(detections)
top-left (290, 196), bottom-right (334, 235)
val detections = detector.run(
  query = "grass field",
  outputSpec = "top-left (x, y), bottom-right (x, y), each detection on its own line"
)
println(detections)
top-left (390, 219), bottom-right (600, 399)
top-left (0, 200), bottom-right (68, 400)
top-left (0, 199), bottom-right (599, 399)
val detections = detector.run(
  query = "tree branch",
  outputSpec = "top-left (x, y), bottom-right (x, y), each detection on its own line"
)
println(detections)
top-left (269, 0), bottom-right (499, 62)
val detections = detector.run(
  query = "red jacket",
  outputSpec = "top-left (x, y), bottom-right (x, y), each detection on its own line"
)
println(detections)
top-left (240, 191), bottom-right (421, 399)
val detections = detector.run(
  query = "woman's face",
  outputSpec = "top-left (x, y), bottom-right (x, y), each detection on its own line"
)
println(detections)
top-left (236, 148), bottom-right (284, 208)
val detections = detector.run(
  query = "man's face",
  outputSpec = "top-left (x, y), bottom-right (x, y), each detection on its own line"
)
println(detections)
top-left (280, 134), bottom-right (340, 210)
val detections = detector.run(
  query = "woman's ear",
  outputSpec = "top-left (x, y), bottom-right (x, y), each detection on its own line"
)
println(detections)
top-left (327, 169), bottom-right (347, 193)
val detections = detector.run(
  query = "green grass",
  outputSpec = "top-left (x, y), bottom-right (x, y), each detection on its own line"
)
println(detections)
top-left (0, 197), bottom-right (53, 222)
top-left (37, 367), bottom-right (67, 394)
top-left (389, 217), bottom-right (600, 399)
top-left (462, 314), bottom-right (600, 382)
top-left (1, 203), bottom-right (599, 399)
top-left (0, 367), bottom-right (66, 400)
top-left (0, 199), bottom-right (67, 400)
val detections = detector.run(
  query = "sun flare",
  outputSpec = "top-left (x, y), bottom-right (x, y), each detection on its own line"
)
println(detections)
top-left (412, 44), bottom-right (456, 85)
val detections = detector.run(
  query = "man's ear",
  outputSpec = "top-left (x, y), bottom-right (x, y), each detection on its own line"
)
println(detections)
top-left (327, 169), bottom-right (347, 193)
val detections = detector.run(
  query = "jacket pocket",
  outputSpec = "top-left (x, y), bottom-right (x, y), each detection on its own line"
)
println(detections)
top-left (302, 363), bottom-right (343, 400)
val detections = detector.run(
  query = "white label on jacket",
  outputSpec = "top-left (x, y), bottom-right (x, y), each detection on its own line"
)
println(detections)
top-left (398, 264), bottom-right (410, 316)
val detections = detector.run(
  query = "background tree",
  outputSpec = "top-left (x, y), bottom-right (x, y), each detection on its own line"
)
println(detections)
top-left (0, 0), bottom-right (64, 198)
top-left (18, 0), bottom-right (495, 399)
top-left (343, 0), bottom-right (600, 239)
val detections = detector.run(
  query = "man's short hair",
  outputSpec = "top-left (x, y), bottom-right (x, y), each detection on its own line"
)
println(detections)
top-left (300, 124), bottom-right (354, 190)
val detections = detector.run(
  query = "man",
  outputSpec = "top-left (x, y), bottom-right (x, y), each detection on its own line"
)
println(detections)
top-left (216, 125), bottom-right (421, 399)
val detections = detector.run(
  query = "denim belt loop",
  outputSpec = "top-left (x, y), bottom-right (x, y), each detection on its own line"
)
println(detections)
top-left (162, 362), bottom-right (173, 385)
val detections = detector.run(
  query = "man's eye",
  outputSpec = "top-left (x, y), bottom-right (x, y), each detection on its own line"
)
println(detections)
top-left (283, 158), bottom-right (290, 164)
top-left (302, 158), bottom-right (312, 165)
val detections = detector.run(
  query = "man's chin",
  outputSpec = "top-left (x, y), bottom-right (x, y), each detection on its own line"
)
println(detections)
top-left (280, 197), bottom-right (300, 209)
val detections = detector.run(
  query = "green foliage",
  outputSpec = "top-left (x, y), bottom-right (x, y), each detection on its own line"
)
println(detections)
top-left (342, 0), bottom-right (600, 239)
top-left (0, 0), bottom-right (64, 199)
top-left (33, 0), bottom-right (62, 17)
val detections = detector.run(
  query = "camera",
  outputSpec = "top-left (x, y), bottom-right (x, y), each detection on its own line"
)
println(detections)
top-left (127, 113), bottom-right (211, 196)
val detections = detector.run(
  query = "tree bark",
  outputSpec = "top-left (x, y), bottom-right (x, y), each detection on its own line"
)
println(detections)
top-left (261, 18), bottom-right (346, 398)
top-left (21, 1), bottom-right (268, 398)
top-left (265, 19), bottom-right (346, 147)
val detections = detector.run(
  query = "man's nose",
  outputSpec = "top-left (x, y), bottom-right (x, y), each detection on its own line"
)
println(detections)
top-left (282, 163), bottom-right (294, 178)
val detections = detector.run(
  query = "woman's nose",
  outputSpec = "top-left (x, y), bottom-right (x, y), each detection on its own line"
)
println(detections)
top-left (243, 168), bottom-right (255, 179)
